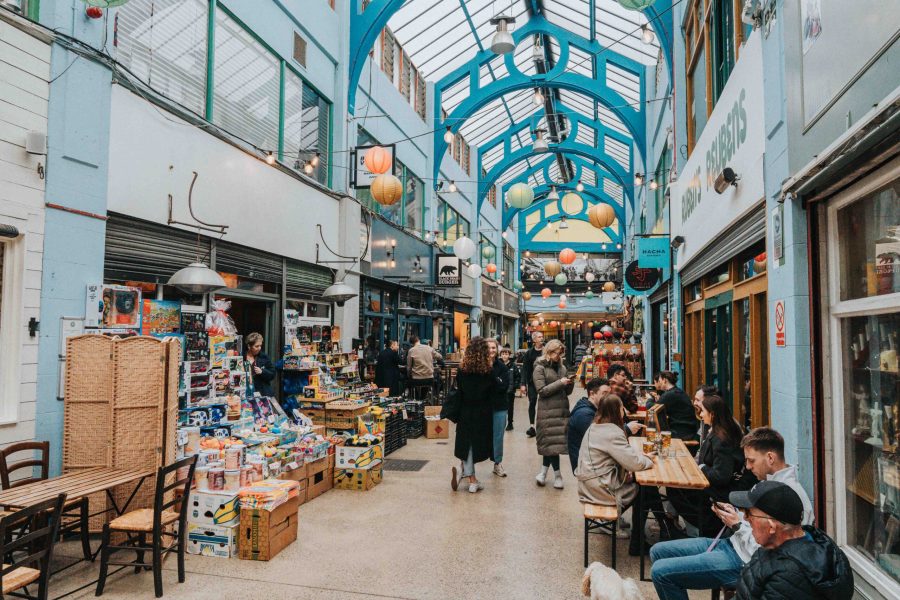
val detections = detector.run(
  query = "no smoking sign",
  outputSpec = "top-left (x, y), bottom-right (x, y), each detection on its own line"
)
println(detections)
top-left (775, 300), bottom-right (786, 347)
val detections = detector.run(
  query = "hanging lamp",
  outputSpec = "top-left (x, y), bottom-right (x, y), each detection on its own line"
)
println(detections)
top-left (489, 14), bottom-right (516, 54)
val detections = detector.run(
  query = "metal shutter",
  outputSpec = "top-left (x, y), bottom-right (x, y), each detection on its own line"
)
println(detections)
top-left (104, 214), bottom-right (210, 283)
top-left (285, 259), bottom-right (332, 298)
top-left (214, 242), bottom-right (283, 283)
top-left (381, 30), bottom-right (394, 80)
top-left (400, 52), bottom-right (411, 100)
top-left (679, 201), bottom-right (766, 285)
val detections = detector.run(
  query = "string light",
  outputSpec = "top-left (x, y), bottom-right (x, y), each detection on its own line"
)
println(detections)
top-left (640, 23), bottom-right (655, 45)
top-left (634, 172), bottom-right (644, 186)
top-left (266, 152), bottom-right (276, 165)
top-left (649, 179), bottom-right (659, 190)
top-left (532, 88), bottom-right (545, 106)
top-left (448, 181), bottom-right (458, 193)
top-left (443, 126), bottom-right (454, 144)
top-left (575, 180), bottom-right (584, 192)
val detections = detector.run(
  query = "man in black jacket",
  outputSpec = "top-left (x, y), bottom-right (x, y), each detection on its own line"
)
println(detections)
top-left (730, 481), bottom-right (854, 600)
top-left (519, 331), bottom-right (544, 438)
top-left (566, 377), bottom-right (609, 471)
top-left (647, 371), bottom-right (699, 441)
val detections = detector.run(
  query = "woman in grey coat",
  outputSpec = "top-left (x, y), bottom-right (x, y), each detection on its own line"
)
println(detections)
top-left (532, 339), bottom-right (574, 489)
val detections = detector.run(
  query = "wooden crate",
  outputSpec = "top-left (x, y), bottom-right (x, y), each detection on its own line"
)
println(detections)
top-left (325, 401), bottom-right (370, 430)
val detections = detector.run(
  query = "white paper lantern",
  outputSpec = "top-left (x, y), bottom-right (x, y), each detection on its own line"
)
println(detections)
top-left (584, 271), bottom-right (596, 283)
top-left (453, 236), bottom-right (476, 260)
top-left (467, 263), bottom-right (483, 278)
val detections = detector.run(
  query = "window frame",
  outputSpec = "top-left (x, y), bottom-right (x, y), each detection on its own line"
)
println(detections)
top-left (0, 238), bottom-right (24, 424)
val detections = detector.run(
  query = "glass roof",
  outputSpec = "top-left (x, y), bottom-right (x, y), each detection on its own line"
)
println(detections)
top-left (387, 0), bottom-right (651, 189)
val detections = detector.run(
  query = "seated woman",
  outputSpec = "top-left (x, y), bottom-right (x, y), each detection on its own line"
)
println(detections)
top-left (668, 394), bottom-right (753, 537)
top-left (576, 394), bottom-right (678, 555)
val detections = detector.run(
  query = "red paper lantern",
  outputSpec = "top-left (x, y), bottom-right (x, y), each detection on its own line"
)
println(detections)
top-left (558, 302), bottom-right (567, 309)
top-left (485, 263), bottom-right (497, 274)
top-left (540, 288), bottom-right (552, 299)
top-left (86, 6), bottom-right (103, 18)
top-left (603, 330), bottom-right (613, 339)
top-left (558, 248), bottom-right (576, 264)
top-left (593, 331), bottom-right (602, 340)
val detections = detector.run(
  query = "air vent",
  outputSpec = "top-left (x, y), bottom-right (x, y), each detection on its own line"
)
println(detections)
top-left (293, 32), bottom-right (307, 67)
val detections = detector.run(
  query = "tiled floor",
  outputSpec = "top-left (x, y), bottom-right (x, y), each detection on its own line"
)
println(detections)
top-left (54, 393), bottom-right (708, 599)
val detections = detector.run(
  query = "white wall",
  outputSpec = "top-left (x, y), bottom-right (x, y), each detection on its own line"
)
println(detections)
top-left (0, 16), bottom-right (49, 445)
top-left (106, 86), bottom-right (342, 266)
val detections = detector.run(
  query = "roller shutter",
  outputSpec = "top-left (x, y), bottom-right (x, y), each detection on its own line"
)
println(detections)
top-left (285, 259), bottom-right (332, 298)
top-left (679, 201), bottom-right (766, 286)
top-left (214, 242), bottom-right (283, 283)
top-left (105, 214), bottom-right (210, 283)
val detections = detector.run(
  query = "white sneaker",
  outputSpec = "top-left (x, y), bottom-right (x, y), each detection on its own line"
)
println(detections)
top-left (493, 463), bottom-right (507, 477)
top-left (553, 475), bottom-right (564, 489)
top-left (536, 471), bottom-right (547, 487)
top-left (468, 481), bottom-right (483, 493)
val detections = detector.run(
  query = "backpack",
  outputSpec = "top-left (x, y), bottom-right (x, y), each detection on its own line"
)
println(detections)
top-left (440, 388), bottom-right (461, 423)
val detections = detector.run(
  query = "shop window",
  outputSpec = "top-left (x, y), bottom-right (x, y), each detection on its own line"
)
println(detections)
top-left (404, 171), bottom-right (424, 233)
top-left (284, 69), bottom-right (330, 185)
top-left (654, 143), bottom-right (671, 220)
top-left (710, 0), bottom-right (735, 102)
top-left (213, 9), bottom-right (280, 154)
top-left (306, 303), bottom-right (330, 319)
top-left (0, 240), bottom-right (23, 423)
top-left (705, 262), bottom-right (730, 287)
top-left (114, 0), bottom-right (209, 117)
top-left (503, 242), bottom-right (515, 289)
top-left (837, 180), bottom-right (900, 301)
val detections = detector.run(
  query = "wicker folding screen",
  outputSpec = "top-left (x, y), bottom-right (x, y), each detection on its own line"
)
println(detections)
top-left (63, 335), bottom-right (114, 530)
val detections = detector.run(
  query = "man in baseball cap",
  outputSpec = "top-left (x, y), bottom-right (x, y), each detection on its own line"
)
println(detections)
top-left (729, 481), bottom-right (854, 599)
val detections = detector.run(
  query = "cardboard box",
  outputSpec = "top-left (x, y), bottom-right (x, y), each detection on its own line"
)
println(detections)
top-left (238, 495), bottom-right (300, 561)
top-left (334, 461), bottom-right (383, 491)
top-left (188, 491), bottom-right (239, 527)
top-left (278, 460), bottom-right (308, 482)
top-left (335, 443), bottom-right (384, 469)
top-left (186, 522), bottom-right (238, 558)
top-left (306, 455), bottom-right (328, 478)
top-left (306, 468), bottom-right (333, 501)
top-left (424, 406), bottom-right (449, 439)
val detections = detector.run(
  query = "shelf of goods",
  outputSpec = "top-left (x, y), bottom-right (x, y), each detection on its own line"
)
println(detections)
top-left (586, 341), bottom-right (644, 380)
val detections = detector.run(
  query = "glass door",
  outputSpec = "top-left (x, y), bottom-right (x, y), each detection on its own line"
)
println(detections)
top-left (705, 298), bottom-right (732, 404)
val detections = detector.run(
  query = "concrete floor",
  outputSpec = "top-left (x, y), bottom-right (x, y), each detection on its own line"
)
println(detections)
top-left (53, 392), bottom-right (708, 600)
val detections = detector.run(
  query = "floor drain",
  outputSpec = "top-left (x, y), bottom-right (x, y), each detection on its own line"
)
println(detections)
top-left (383, 459), bottom-right (429, 472)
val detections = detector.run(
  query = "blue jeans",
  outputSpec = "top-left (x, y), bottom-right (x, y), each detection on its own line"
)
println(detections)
top-left (492, 410), bottom-right (506, 463)
top-left (461, 447), bottom-right (475, 477)
top-left (650, 537), bottom-right (744, 600)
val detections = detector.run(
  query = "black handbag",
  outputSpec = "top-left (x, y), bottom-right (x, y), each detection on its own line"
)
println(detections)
top-left (441, 388), bottom-right (461, 423)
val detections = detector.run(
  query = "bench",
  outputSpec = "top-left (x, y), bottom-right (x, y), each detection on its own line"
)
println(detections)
top-left (583, 503), bottom-right (619, 569)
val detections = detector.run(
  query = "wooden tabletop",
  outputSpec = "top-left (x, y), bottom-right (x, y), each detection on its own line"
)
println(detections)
top-left (630, 437), bottom-right (709, 490)
top-left (626, 411), bottom-right (649, 421)
top-left (0, 467), bottom-right (153, 509)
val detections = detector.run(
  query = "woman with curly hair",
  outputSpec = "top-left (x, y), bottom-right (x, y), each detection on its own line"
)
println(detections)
top-left (451, 337), bottom-right (501, 494)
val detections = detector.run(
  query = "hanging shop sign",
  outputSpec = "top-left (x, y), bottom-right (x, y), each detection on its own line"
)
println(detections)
top-left (669, 32), bottom-right (765, 269)
top-left (435, 254), bottom-right (462, 287)
top-left (637, 237), bottom-right (670, 269)
top-left (350, 144), bottom-right (396, 189)
top-left (624, 261), bottom-right (661, 295)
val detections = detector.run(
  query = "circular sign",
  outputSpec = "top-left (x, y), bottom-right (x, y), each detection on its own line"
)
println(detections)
top-left (624, 261), bottom-right (661, 292)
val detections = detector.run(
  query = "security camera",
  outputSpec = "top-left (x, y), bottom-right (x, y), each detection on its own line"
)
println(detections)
top-left (714, 168), bottom-right (740, 194)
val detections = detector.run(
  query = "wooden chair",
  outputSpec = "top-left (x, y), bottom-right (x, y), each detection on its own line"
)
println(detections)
top-left (582, 503), bottom-right (619, 569)
top-left (0, 442), bottom-right (91, 561)
top-left (96, 455), bottom-right (197, 598)
top-left (0, 493), bottom-right (67, 600)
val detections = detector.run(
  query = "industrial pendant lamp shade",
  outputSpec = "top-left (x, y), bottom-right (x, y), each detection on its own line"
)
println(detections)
top-left (507, 182), bottom-right (534, 209)
top-left (371, 174), bottom-right (403, 205)
top-left (587, 204), bottom-right (616, 229)
top-left (482, 245), bottom-right (496, 259)
top-left (168, 262), bottom-right (226, 294)
top-left (554, 273), bottom-right (568, 286)
top-left (532, 130), bottom-right (549, 153)
top-left (558, 248), bottom-right (576, 264)
top-left (453, 235), bottom-right (477, 260)
top-left (396, 304), bottom-right (417, 316)
top-left (467, 263), bottom-right (483, 278)
top-left (547, 186), bottom-right (560, 201)
top-left (616, 0), bottom-right (656, 10)
top-left (364, 145), bottom-right (392, 174)
top-left (543, 260), bottom-right (561, 277)
top-left (489, 15), bottom-right (516, 54)
top-left (322, 272), bottom-right (358, 306)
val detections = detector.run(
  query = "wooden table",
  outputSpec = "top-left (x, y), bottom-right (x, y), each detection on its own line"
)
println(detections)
top-left (0, 467), bottom-right (153, 512)
top-left (626, 410), bottom-right (650, 422)
top-left (630, 437), bottom-right (709, 580)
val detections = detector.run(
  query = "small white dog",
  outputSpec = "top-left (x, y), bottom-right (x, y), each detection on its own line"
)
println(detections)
top-left (581, 562), bottom-right (644, 600)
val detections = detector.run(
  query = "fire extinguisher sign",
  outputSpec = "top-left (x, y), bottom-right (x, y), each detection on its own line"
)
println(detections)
top-left (775, 300), bottom-right (786, 347)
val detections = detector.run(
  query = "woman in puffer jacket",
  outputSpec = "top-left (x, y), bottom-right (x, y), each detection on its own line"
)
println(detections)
top-left (532, 339), bottom-right (574, 489)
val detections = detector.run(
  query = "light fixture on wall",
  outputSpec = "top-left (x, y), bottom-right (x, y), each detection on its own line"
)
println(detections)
top-left (25, 131), bottom-right (47, 180)
top-left (532, 88), bottom-right (545, 106)
top-left (489, 14), bottom-right (516, 54)
top-left (671, 235), bottom-right (685, 249)
top-left (443, 126), bottom-right (454, 144)
top-left (640, 23), bottom-right (655, 44)
top-left (714, 168), bottom-right (740, 193)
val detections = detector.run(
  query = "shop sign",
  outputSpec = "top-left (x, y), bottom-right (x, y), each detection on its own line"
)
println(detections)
top-left (503, 291), bottom-right (519, 314)
top-left (772, 204), bottom-right (784, 265)
top-left (775, 300), bottom-right (786, 347)
top-left (669, 33), bottom-right (765, 269)
top-left (624, 261), bottom-right (661, 295)
top-left (637, 237), bottom-right (670, 269)
top-left (481, 282), bottom-right (502, 310)
top-left (350, 144), bottom-right (396, 189)
top-left (435, 254), bottom-right (461, 287)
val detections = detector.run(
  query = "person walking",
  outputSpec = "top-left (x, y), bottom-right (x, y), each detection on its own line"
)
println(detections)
top-left (450, 337), bottom-right (498, 494)
top-left (502, 347), bottom-right (519, 431)
top-left (487, 340), bottom-right (511, 477)
top-left (647, 371), bottom-right (699, 442)
top-left (532, 339), bottom-right (573, 489)
top-left (374, 340), bottom-right (402, 396)
top-left (520, 331), bottom-right (544, 437)
top-left (244, 332), bottom-right (276, 397)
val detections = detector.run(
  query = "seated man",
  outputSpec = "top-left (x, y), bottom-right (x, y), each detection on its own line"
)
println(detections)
top-left (650, 427), bottom-right (814, 600)
top-left (731, 481), bottom-right (854, 599)
top-left (566, 378), bottom-right (609, 471)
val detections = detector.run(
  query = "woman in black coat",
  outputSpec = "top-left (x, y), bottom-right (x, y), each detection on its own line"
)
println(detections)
top-left (374, 340), bottom-right (402, 396)
top-left (451, 337), bottom-right (500, 494)
top-left (245, 332), bottom-right (276, 397)
top-left (668, 394), bottom-right (752, 536)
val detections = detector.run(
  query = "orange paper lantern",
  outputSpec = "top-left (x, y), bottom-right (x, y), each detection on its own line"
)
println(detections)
top-left (485, 263), bottom-right (497, 274)
top-left (364, 145), bottom-right (392, 174)
top-left (558, 302), bottom-right (567, 309)
top-left (602, 281), bottom-right (616, 292)
top-left (540, 287), bottom-right (552, 299)
top-left (371, 174), bottom-right (403, 205)
top-left (588, 204), bottom-right (616, 229)
top-left (544, 260), bottom-right (562, 277)
top-left (558, 248), bottom-right (576, 264)
top-left (522, 291), bottom-right (532, 301)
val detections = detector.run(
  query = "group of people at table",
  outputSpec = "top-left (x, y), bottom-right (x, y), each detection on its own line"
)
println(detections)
top-left (447, 332), bottom-right (854, 600)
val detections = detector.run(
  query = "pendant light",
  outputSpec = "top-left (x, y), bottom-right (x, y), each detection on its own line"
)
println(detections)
top-left (532, 88), bottom-right (545, 106)
top-left (489, 14), bottom-right (516, 55)
top-left (532, 129), bottom-right (549, 153)
top-left (443, 126), bottom-right (454, 144)
top-left (547, 185), bottom-right (560, 201)
top-left (575, 180), bottom-right (585, 192)
top-left (168, 262), bottom-right (226, 295)
top-left (559, 216), bottom-right (569, 229)
top-left (634, 172), bottom-right (644, 186)
top-left (640, 23), bottom-right (655, 45)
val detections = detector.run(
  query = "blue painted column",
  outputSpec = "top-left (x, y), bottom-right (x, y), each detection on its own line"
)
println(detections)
top-left (34, 2), bottom-right (113, 475)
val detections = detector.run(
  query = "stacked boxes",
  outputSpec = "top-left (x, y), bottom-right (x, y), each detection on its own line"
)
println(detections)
top-left (404, 400), bottom-right (425, 439)
top-left (424, 406), bottom-right (450, 439)
top-left (383, 407), bottom-right (407, 456)
top-left (237, 495), bottom-right (300, 561)
top-left (185, 491), bottom-right (240, 558)
top-left (325, 401), bottom-right (371, 435)
top-left (334, 461), bottom-right (383, 491)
